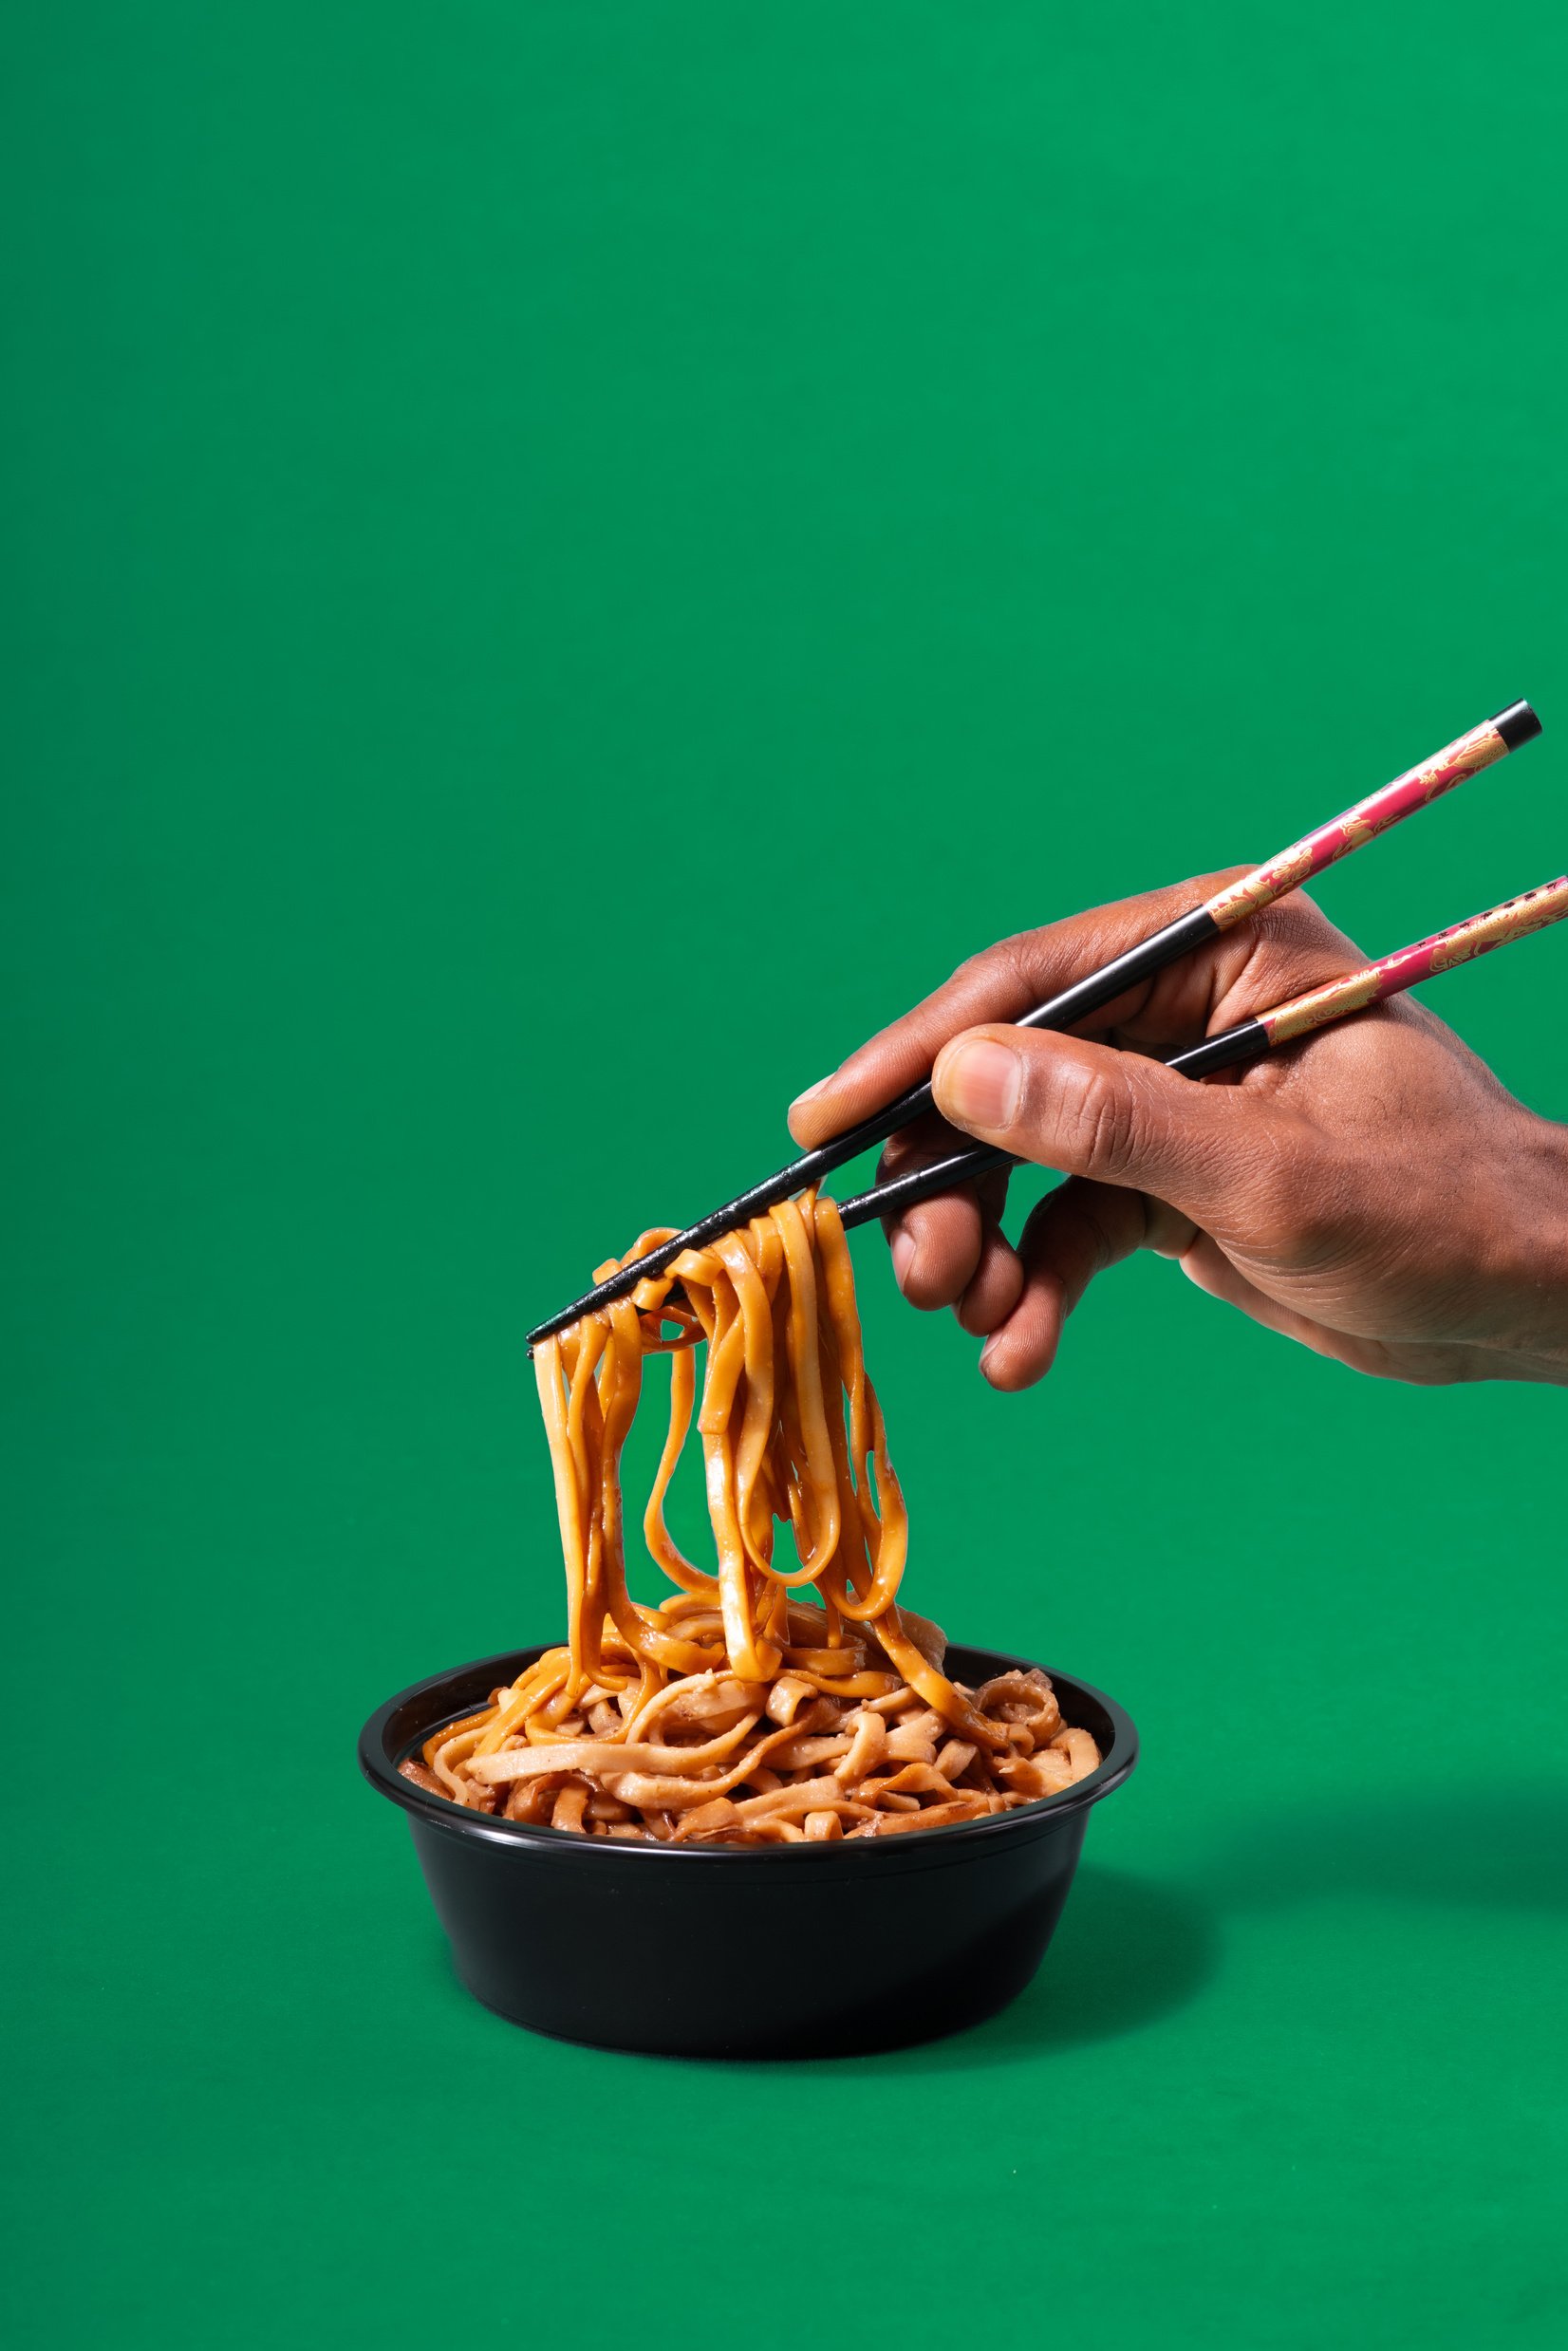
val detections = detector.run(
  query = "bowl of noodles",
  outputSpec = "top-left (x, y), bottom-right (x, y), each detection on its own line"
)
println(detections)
top-left (359, 1194), bottom-right (1137, 2058)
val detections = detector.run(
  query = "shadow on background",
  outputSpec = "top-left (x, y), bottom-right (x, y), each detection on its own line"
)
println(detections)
top-left (410, 1788), bottom-right (1568, 2070)
top-left (777, 1783), bottom-right (1568, 2078)
top-left (1205, 1782), bottom-right (1568, 1917)
top-left (800, 1864), bottom-right (1221, 2078)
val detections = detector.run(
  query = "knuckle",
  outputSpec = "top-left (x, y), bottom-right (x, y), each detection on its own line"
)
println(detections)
top-left (998, 930), bottom-right (1045, 992)
top-left (1052, 1061), bottom-right (1140, 1181)
top-left (952, 931), bottom-right (1031, 991)
top-left (1241, 890), bottom-right (1361, 983)
top-left (877, 1131), bottom-right (921, 1179)
top-left (903, 1256), bottom-right (966, 1312)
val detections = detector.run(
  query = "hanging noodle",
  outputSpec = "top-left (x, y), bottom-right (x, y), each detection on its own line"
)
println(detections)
top-left (401, 1191), bottom-right (1101, 1842)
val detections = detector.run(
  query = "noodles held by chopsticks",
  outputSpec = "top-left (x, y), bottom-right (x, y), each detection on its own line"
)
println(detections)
top-left (402, 1191), bottom-right (1100, 1842)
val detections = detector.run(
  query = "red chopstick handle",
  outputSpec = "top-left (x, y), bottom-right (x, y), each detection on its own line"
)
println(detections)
top-left (1202, 703), bottom-right (1536, 934)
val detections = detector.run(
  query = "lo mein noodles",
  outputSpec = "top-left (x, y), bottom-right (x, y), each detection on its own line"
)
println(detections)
top-left (402, 1192), bottom-right (1100, 1842)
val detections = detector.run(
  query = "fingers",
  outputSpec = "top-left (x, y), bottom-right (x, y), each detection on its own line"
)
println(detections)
top-left (956, 1222), bottom-right (1026, 1334)
top-left (932, 1023), bottom-right (1279, 1232)
top-left (967, 1173), bottom-right (1382, 1392)
top-left (786, 874), bottom-right (1235, 1149)
top-left (875, 1122), bottom-right (1016, 1315)
top-left (787, 879), bottom-right (1371, 1148)
top-left (887, 1191), bottom-right (988, 1310)
top-left (975, 1180), bottom-right (1148, 1390)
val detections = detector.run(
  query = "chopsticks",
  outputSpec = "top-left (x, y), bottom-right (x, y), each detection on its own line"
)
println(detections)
top-left (526, 699), bottom-right (1541, 1347)
top-left (839, 870), bottom-right (1568, 1230)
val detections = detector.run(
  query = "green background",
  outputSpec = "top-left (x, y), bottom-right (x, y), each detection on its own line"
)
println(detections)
top-left (6, 5), bottom-right (1567, 2344)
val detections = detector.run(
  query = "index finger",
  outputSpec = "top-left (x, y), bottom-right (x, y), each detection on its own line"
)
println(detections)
top-left (787, 869), bottom-right (1381, 1150)
top-left (786, 873), bottom-right (1228, 1149)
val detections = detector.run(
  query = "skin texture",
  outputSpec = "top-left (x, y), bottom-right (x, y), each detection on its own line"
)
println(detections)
top-left (787, 872), bottom-right (1568, 1392)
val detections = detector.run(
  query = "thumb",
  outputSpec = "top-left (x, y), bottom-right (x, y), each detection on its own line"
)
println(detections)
top-left (931, 1024), bottom-right (1272, 1221)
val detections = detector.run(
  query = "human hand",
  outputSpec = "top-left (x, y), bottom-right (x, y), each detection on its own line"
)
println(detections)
top-left (787, 875), bottom-right (1568, 1390)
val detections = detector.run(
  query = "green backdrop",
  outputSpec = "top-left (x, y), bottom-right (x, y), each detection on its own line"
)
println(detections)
top-left (6, 6), bottom-right (1566, 2345)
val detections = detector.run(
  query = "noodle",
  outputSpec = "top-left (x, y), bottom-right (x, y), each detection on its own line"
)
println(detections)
top-left (402, 1191), bottom-right (1101, 1841)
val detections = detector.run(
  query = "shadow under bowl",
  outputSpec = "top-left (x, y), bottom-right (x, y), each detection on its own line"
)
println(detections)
top-left (359, 1642), bottom-right (1137, 2060)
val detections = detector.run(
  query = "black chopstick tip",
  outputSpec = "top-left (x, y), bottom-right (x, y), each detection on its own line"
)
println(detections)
top-left (1493, 699), bottom-right (1542, 752)
top-left (525, 1306), bottom-right (580, 1351)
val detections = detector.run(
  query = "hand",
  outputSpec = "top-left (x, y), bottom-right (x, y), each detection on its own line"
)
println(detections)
top-left (787, 874), bottom-right (1568, 1390)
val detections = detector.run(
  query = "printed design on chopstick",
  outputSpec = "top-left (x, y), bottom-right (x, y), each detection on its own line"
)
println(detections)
top-left (1205, 721), bottom-right (1505, 931)
top-left (1259, 877), bottom-right (1568, 1047)
top-left (527, 705), bottom-right (1539, 1349)
top-left (1260, 966), bottom-right (1388, 1045)
top-left (1428, 878), bottom-right (1568, 972)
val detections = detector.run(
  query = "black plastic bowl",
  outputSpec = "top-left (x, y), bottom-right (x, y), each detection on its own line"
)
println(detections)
top-left (359, 1641), bottom-right (1136, 2059)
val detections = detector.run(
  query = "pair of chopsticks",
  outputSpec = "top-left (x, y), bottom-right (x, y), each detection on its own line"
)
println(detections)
top-left (528, 699), bottom-right (1548, 1348)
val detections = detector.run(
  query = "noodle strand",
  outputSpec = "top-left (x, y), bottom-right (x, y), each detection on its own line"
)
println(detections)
top-left (408, 1193), bottom-right (1100, 1839)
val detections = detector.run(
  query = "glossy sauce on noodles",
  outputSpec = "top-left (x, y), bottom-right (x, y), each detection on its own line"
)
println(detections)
top-left (401, 1192), bottom-right (1100, 1841)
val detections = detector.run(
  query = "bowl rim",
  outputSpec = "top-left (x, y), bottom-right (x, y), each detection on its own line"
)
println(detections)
top-left (359, 1639), bottom-right (1138, 1861)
